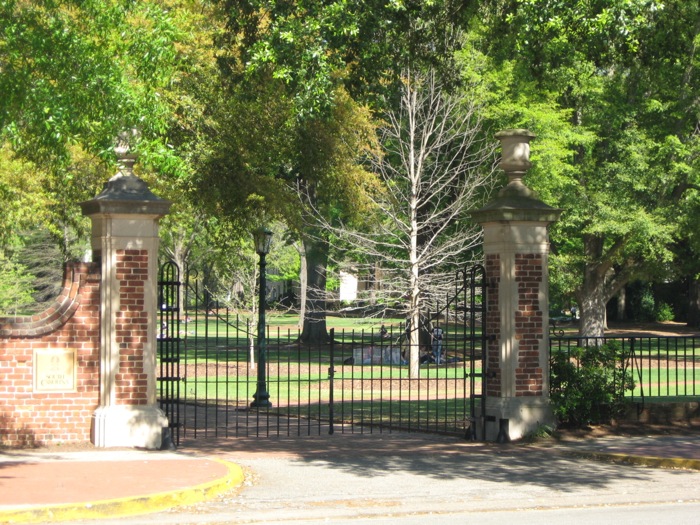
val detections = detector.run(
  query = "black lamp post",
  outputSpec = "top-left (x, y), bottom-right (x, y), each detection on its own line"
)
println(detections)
top-left (251, 227), bottom-right (273, 408)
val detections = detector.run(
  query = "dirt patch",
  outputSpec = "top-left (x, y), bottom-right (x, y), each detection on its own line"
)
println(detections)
top-left (604, 321), bottom-right (700, 337)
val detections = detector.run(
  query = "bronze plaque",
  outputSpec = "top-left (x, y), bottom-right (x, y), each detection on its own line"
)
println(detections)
top-left (34, 349), bottom-right (77, 392)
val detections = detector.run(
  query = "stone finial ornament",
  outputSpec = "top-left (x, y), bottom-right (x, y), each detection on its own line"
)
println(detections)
top-left (495, 129), bottom-right (534, 174)
top-left (112, 128), bottom-right (141, 179)
top-left (494, 129), bottom-right (536, 198)
top-left (469, 128), bottom-right (561, 222)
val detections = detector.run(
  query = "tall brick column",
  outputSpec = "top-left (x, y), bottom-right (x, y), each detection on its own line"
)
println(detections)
top-left (471, 130), bottom-right (561, 441)
top-left (80, 131), bottom-right (171, 448)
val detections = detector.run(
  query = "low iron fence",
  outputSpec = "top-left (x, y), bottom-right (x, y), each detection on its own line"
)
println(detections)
top-left (549, 336), bottom-right (700, 402)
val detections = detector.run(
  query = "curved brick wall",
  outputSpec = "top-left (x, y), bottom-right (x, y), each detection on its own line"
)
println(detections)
top-left (0, 262), bottom-right (100, 447)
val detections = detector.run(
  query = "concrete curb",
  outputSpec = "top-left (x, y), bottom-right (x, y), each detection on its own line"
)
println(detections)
top-left (563, 451), bottom-right (700, 471)
top-left (0, 459), bottom-right (244, 524)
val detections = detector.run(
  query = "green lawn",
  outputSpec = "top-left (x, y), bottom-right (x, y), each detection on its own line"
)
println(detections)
top-left (628, 367), bottom-right (699, 397)
top-left (175, 373), bottom-right (477, 435)
top-left (178, 312), bottom-right (477, 339)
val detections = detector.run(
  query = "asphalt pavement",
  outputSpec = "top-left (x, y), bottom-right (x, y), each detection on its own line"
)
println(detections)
top-left (1, 429), bottom-right (699, 524)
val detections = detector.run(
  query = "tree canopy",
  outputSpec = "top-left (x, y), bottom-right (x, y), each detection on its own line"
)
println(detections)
top-left (0, 0), bottom-right (184, 168)
top-left (1, 0), bottom-right (699, 337)
top-left (477, 0), bottom-right (700, 335)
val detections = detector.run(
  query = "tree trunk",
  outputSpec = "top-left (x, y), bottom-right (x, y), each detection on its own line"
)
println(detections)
top-left (300, 234), bottom-right (330, 344)
top-left (368, 261), bottom-right (379, 305)
top-left (408, 310), bottom-right (420, 378)
top-left (297, 242), bottom-right (307, 331)
top-left (687, 279), bottom-right (700, 328)
top-left (408, 180), bottom-right (421, 378)
top-left (579, 235), bottom-right (608, 338)
top-left (579, 288), bottom-right (607, 339)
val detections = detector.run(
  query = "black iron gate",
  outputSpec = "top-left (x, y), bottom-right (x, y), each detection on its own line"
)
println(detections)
top-left (157, 263), bottom-right (487, 445)
top-left (157, 261), bottom-right (183, 446)
top-left (420, 264), bottom-right (487, 440)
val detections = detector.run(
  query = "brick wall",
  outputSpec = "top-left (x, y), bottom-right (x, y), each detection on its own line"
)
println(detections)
top-left (485, 254), bottom-right (501, 397)
top-left (115, 249), bottom-right (149, 405)
top-left (484, 253), bottom-right (546, 398)
top-left (0, 262), bottom-right (100, 446)
top-left (514, 253), bottom-right (544, 396)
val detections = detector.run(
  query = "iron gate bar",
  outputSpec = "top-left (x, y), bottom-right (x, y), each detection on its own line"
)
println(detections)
top-left (329, 329), bottom-right (335, 435)
top-left (469, 264), bottom-right (487, 441)
top-left (163, 261), bottom-right (700, 444)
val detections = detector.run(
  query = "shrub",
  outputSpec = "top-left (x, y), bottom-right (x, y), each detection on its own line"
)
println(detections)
top-left (549, 341), bottom-right (635, 427)
top-left (655, 301), bottom-right (674, 322)
top-left (626, 283), bottom-right (656, 322)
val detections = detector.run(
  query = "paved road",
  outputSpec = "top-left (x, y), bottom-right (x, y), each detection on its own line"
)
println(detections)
top-left (40, 433), bottom-right (700, 525)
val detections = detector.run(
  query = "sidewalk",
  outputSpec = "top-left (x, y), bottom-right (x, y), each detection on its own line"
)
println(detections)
top-left (1, 431), bottom-right (698, 524)
top-left (0, 449), bottom-right (243, 523)
top-left (549, 433), bottom-right (700, 470)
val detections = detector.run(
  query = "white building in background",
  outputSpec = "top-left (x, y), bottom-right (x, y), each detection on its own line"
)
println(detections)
top-left (266, 272), bottom-right (288, 303)
top-left (339, 271), bottom-right (359, 302)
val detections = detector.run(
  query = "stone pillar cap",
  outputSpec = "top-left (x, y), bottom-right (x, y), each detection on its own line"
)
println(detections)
top-left (494, 129), bottom-right (536, 138)
top-left (80, 174), bottom-right (172, 216)
top-left (470, 195), bottom-right (562, 224)
top-left (80, 131), bottom-right (171, 217)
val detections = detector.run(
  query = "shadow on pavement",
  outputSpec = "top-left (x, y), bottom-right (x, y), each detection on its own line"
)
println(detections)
top-left (180, 432), bottom-right (665, 492)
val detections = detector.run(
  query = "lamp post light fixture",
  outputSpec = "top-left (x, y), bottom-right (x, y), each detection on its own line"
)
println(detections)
top-left (251, 227), bottom-right (273, 408)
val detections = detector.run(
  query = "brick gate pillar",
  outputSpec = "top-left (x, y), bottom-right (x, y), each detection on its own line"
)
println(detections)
top-left (471, 130), bottom-right (561, 441)
top-left (80, 131), bottom-right (171, 448)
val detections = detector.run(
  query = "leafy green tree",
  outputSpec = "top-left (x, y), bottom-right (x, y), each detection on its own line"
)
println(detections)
top-left (0, 147), bottom-right (51, 248)
top-left (191, 71), bottom-right (379, 341)
top-left (0, 254), bottom-right (36, 316)
top-left (478, 0), bottom-right (700, 336)
top-left (0, 0), bottom-right (184, 167)
top-left (217, 0), bottom-right (472, 116)
top-left (293, 93), bottom-right (380, 342)
top-left (0, 0), bottom-right (217, 256)
top-left (211, 0), bottom-right (475, 342)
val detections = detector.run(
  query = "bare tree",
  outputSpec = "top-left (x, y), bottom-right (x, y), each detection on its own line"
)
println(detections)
top-left (321, 68), bottom-right (499, 377)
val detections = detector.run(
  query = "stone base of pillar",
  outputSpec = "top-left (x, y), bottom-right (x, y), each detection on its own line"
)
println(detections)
top-left (483, 396), bottom-right (555, 442)
top-left (91, 405), bottom-right (168, 449)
